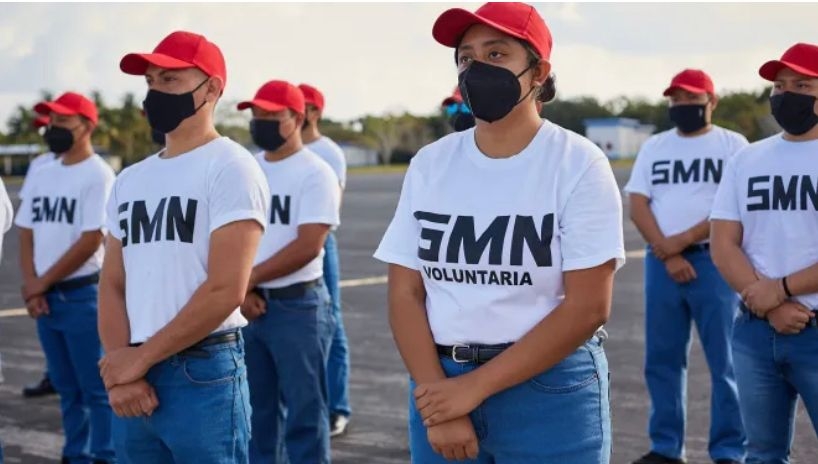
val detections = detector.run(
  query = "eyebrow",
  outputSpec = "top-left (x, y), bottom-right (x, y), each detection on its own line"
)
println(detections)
top-left (458, 38), bottom-right (513, 52)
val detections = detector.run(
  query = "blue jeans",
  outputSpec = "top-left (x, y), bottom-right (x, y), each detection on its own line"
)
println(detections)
top-left (733, 311), bottom-right (818, 463)
top-left (643, 248), bottom-right (745, 461)
top-left (409, 336), bottom-right (611, 463)
top-left (324, 232), bottom-right (351, 418)
top-left (243, 284), bottom-right (335, 464)
top-left (39, 283), bottom-right (114, 463)
top-left (112, 334), bottom-right (251, 463)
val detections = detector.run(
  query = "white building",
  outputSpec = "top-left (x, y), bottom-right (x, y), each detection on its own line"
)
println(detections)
top-left (339, 142), bottom-right (378, 167)
top-left (584, 118), bottom-right (655, 159)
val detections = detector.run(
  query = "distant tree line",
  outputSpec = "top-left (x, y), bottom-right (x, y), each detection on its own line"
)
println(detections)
top-left (1, 87), bottom-right (776, 167)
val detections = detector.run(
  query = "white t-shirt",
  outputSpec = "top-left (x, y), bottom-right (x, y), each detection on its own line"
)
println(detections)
top-left (15, 155), bottom-right (115, 279)
top-left (374, 121), bottom-right (626, 345)
top-left (307, 136), bottom-right (347, 190)
top-left (711, 133), bottom-right (818, 310)
top-left (0, 176), bottom-right (13, 263)
top-left (624, 126), bottom-right (748, 239)
top-left (254, 149), bottom-right (341, 289)
top-left (106, 137), bottom-right (270, 344)
top-left (20, 152), bottom-right (57, 199)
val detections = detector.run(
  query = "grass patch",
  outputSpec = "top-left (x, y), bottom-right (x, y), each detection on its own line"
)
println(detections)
top-left (348, 164), bottom-right (409, 175)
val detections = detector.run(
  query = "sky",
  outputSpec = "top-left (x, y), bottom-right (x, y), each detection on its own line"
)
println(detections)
top-left (0, 2), bottom-right (816, 128)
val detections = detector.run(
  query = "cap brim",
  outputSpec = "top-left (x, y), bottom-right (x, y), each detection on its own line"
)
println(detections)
top-left (433, 8), bottom-right (527, 48)
top-left (120, 52), bottom-right (196, 75)
top-left (236, 99), bottom-right (288, 112)
top-left (759, 59), bottom-right (818, 81)
top-left (441, 97), bottom-right (461, 106)
top-left (32, 117), bottom-right (49, 128)
top-left (662, 84), bottom-right (709, 96)
top-left (33, 101), bottom-right (77, 117)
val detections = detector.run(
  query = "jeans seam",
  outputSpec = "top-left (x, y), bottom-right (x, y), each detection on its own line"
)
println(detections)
top-left (588, 347), bottom-right (607, 460)
top-left (528, 348), bottom-right (600, 394)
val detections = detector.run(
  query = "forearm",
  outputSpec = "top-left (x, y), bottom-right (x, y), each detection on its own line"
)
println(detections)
top-left (630, 199), bottom-right (665, 246)
top-left (19, 229), bottom-right (36, 281)
top-left (388, 268), bottom-right (446, 384)
top-left (712, 240), bottom-right (757, 294)
top-left (786, 261), bottom-right (818, 297)
top-left (468, 296), bottom-right (608, 398)
top-left (676, 219), bottom-right (710, 245)
top-left (138, 280), bottom-right (243, 367)
top-left (40, 232), bottom-right (103, 286)
top-left (98, 282), bottom-right (131, 352)
top-left (250, 239), bottom-right (323, 287)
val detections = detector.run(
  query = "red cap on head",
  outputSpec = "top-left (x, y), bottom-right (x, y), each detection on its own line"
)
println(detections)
top-left (759, 43), bottom-right (818, 81)
top-left (32, 115), bottom-right (50, 129)
top-left (120, 31), bottom-right (227, 88)
top-left (441, 87), bottom-right (464, 106)
top-left (237, 80), bottom-right (306, 115)
top-left (34, 92), bottom-right (98, 125)
top-left (298, 84), bottom-right (325, 111)
top-left (663, 69), bottom-right (715, 96)
top-left (433, 2), bottom-right (553, 62)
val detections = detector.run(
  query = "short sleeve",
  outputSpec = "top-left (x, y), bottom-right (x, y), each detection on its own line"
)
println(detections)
top-left (561, 157), bottom-right (626, 272)
top-left (710, 156), bottom-right (741, 222)
top-left (81, 169), bottom-right (115, 233)
top-left (622, 140), bottom-right (653, 197)
top-left (105, 179), bottom-right (123, 240)
top-left (0, 177), bottom-right (12, 234)
top-left (297, 165), bottom-right (340, 226)
top-left (14, 176), bottom-right (35, 229)
top-left (208, 156), bottom-right (270, 234)
top-left (373, 165), bottom-right (421, 270)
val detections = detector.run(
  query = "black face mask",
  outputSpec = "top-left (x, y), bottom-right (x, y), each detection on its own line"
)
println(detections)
top-left (143, 78), bottom-right (209, 134)
top-left (45, 126), bottom-right (76, 154)
top-left (770, 92), bottom-right (818, 136)
top-left (251, 119), bottom-right (292, 152)
top-left (151, 128), bottom-right (166, 146)
top-left (449, 113), bottom-right (475, 132)
top-left (458, 61), bottom-right (534, 123)
top-left (669, 104), bottom-right (708, 134)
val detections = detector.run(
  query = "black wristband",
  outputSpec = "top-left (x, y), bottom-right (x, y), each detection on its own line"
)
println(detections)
top-left (782, 276), bottom-right (794, 298)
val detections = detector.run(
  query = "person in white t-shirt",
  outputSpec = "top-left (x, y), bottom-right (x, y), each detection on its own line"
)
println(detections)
top-left (374, 3), bottom-right (624, 462)
top-left (96, 31), bottom-right (269, 463)
top-left (19, 114), bottom-right (60, 399)
top-left (0, 175), bottom-right (10, 462)
top-left (624, 70), bottom-right (748, 464)
top-left (15, 91), bottom-right (116, 464)
top-left (298, 82), bottom-right (352, 438)
top-left (237, 80), bottom-right (339, 464)
top-left (711, 42), bottom-right (818, 463)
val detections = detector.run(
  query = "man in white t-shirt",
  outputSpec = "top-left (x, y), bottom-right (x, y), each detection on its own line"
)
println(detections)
top-left (625, 70), bottom-right (748, 464)
top-left (19, 114), bottom-right (60, 399)
top-left (15, 91), bottom-right (116, 464)
top-left (0, 175), bottom-right (10, 462)
top-left (711, 42), bottom-right (818, 463)
top-left (238, 80), bottom-right (339, 464)
top-left (298, 82), bottom-right (352, 437)
top-left (96, 31), bottom-right (269, 463)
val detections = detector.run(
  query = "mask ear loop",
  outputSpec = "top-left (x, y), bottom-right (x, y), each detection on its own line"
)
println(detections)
top-left (192, 78), bottom-right (212, 114)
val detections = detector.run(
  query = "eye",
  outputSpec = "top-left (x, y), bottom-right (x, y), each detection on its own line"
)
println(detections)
top-left (488, 51), bottom-right (504, 60)
top-left (458, 55), bottom-right (473, 66)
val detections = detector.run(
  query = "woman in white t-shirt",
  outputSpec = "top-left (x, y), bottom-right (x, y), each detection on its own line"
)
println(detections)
top-left (711, 42), bottom-right (818, 463)
top-left (374, 3), bottom-right (624, 462)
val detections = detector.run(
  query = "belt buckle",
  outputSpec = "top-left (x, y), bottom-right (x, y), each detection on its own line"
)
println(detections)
top-left (451, 344), bottom-right (470, 363)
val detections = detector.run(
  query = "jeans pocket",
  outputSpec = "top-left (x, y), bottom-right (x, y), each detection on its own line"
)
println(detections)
top-left (183, 348), bottom-right (240, 385)
top-left (528, 346), bottom-right (600, 394)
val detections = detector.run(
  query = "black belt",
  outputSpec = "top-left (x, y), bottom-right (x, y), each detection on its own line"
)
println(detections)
top-left (130, 331), bottom-right (239, 357)
top-left (436, 343), bottom-right (514, 364)
top-left (48, 273), bottom-right (99, 293)
top-left (682, 243), bottom-right (709, 254)
top-left (253, 278), bottom-right (321, 300)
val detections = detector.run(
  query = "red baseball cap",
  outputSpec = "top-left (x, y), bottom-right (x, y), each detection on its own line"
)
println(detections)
top-left (120, 31), bottom-right (227, 88)
top-left (34, 92), bottom-right (99, 125)
top-left (237, 80), bottom-right (306, 115)
top-left (298, 84), bottom-right (325, 111)
top-left (759, 43), bottom-right (818, 81)
top-left (663, 69), bottom-right (715, 96)
top-left (32, 115), bottom-right (50, 129)
top-left (433, 2), bottom-right (552, 62)
top-left (441, 87), bottom-right (463, 106)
